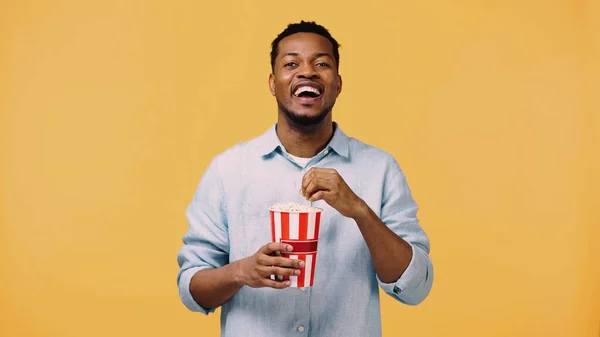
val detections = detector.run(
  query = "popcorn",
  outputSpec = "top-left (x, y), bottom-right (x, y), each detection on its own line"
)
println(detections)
top-left (269, 202), bottom-right (322, 212)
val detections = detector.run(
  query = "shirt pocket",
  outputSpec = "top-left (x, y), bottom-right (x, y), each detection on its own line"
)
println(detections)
top-left (241, 195), bottom-right (276, 219)
top-left (236, 211), bottom-right (272, 258)
top-left (236, 188), bottom-right (278, 255)
top-left (239, 181), bottom-right (283, 218)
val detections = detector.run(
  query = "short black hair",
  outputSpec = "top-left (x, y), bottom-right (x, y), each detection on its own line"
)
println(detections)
top-left (270, 21), bottom-right (340, 72)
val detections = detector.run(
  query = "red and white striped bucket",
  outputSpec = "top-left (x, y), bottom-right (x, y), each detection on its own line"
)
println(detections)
top-left (269, 207), bottom-right (323, 287)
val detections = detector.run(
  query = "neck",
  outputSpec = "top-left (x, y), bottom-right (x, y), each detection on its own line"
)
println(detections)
top-left (276, 114), bottom-right (334, 158)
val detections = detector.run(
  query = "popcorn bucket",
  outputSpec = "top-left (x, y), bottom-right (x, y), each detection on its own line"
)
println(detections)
top-left (269, 203), bottom-right (323, 287)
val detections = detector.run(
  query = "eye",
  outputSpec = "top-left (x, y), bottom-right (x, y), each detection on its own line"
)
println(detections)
top-left (284, 62), bottom-right (297, 67)
top-left (316, 62), bottom-right (329, 67)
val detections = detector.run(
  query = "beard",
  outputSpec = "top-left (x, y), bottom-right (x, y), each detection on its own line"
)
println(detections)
top-left (277, 100), bottom-right (333, 126)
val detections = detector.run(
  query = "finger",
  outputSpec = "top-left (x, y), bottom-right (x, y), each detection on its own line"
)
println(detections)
top-left (260, 242), bottom-right (293, 255)
top-left (301, 169), bottom-right (326, 195)
top-left (262, 278), bottom-right (291, 289)
top-left (304, 178), bottom-right (330, 200)
top-left (308, 190), bottom-right (329, 203)
top-left (307, 167), bottom-right (338, 177)
top-left (306, 167), bottom-right (333, 173)
top-left (300, 171), bottom-right (313, 197)
top-left (274, 256), bottom-right (305, 268)
top-left (258, 255), bottom-right (306, 268)
top-left (263, 266), bottom-right (301, 277)
top-left (301, 168), bottom-right (339, 196)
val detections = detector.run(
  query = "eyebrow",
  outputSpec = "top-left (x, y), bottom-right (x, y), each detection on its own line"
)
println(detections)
top-left (283, 52), bottom-right (333, 58)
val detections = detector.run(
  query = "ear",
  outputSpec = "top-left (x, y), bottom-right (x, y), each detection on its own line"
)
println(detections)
top-left (268, 73), bottom-right (276, 96)
top-left (336, 74), bottom-right (343, 95)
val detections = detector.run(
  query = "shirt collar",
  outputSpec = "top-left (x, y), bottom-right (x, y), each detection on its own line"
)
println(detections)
top-left (257, 121), bottom-right (350, 158)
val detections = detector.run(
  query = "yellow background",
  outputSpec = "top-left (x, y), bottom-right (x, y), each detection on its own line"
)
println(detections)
top-left (1, 0), bottom-right (598, 336)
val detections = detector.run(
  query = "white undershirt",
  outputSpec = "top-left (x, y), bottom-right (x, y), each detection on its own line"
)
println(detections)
top-left (288, 153), bottom-right (312, 167)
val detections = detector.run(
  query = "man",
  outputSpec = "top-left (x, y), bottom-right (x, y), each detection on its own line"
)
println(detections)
top-left (177, 21), bottom-right (434, 336)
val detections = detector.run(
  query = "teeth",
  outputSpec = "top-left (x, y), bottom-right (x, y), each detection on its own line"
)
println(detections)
top-left (294, 86), bottom-right (321, 96)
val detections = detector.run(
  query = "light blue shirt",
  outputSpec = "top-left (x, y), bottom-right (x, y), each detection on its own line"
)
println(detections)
top-left (177, 122), bottom-right (434, 337)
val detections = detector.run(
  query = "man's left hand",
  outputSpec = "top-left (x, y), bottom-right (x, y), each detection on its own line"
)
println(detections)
top-left (300, 167), bottom-right (365, 219)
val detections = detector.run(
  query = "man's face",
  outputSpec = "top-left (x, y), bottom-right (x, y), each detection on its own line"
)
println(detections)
top-left (269, 32), bottom-right (342, 126)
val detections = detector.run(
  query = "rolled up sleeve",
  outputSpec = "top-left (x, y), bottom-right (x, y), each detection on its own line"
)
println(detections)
top-left (176, 159), bottom-right (229, 314)
top-left (377, 160), bottom-right (434, 305)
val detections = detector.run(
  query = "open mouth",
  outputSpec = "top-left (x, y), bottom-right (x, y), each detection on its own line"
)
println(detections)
top-left (293, 82), bottom-right (323, 99)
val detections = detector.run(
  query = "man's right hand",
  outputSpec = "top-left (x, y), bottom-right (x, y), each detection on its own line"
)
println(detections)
top-left (235, 242), bottom-right (305, 289)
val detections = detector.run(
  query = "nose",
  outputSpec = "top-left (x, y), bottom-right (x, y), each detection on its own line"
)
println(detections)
top-left (297, 63), bottom-right (318, 79)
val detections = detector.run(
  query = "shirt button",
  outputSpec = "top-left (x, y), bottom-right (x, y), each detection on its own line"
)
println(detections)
top-left (297, 326), bottom-right (305, 332)
top-left (323, 149), bottom-right (329, 155)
